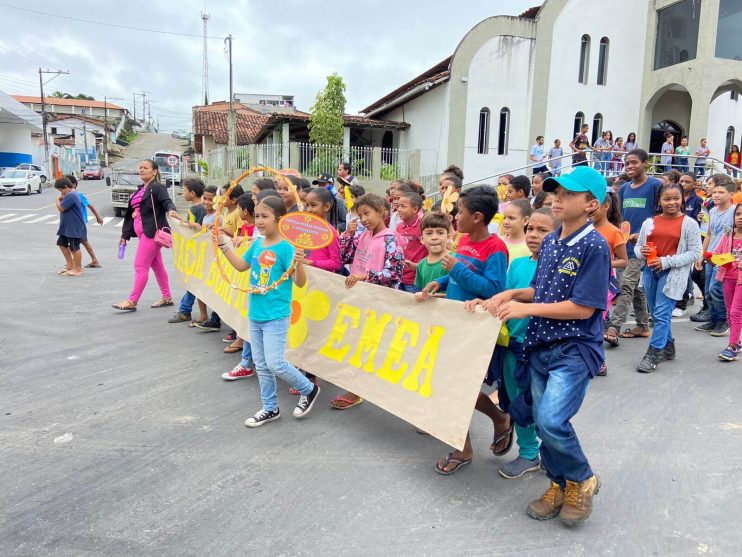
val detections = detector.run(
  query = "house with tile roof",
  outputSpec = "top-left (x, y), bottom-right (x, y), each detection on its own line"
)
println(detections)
top-left (12, 96), bottom-right (128, 121)
top-left (360, 0), bottom-right (742, 183)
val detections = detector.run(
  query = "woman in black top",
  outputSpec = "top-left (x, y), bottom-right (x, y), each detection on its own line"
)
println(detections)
top-left (112, 159), bottom-right (181, 311)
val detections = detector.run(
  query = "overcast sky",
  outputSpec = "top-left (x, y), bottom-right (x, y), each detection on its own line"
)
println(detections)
top-left (0, 0), bottom-right (538, 131)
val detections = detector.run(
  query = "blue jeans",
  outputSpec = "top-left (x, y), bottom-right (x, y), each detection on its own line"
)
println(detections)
top-left (178, 291), bottom-right (196, 314)
top-left (398, 283), bottom-right (421, 293)
top-left (529, 343), bottom-right (592, 486)
top-left (694, 161), bottom-right (706, 177)
top-left (240, 340), bottom-right (253, 368)
top-left (677, 158), bottom-right (689, 172)
top-left (250, 317), bottom-right (313, 411)
top-left (704, 263), bottom-right (726, 323)
top-left (642, 268), bottom-right (675, 350)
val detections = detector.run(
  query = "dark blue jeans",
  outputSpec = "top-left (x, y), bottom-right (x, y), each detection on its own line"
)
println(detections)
top-left (178, 291), bottom-right (196, 314)
top-left (704, 263), bottom-right (726, 323)
top-left (529, 343), bottom-right (593, 486)
top-left (398, 283), bottom-right (421, 293)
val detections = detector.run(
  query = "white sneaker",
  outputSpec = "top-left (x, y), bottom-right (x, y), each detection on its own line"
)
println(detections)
top-left (671, 308), bottom-right (685, 318)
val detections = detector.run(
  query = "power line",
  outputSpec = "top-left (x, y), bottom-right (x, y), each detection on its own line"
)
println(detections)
top-left (0, 2), bottom-right (226, 39)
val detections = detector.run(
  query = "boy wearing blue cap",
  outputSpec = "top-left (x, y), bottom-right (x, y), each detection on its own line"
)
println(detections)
top-left (484, 166), bottom-right (610, 526)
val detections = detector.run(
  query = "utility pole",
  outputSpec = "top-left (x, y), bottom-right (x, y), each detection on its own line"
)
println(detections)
top-left (103, 96), bottom-right (123, 167)
top-left (225, 34), bottom-right (235, 179)
top-left (38, 68), bottom-right (69, 177)
top-left (134, 91), bottom-right (150, 131)
top-left (81, 108), bottom-right (89, 164)
top-left (201, 12), bottom-right (210, 105)
top-left (132, 92), bottom-right (137, 124)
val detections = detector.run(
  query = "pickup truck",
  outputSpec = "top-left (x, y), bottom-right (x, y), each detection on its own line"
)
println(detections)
top-left (110, 168), bottom-right (142, 217)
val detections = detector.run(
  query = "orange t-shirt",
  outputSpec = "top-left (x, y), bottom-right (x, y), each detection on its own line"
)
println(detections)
top-left (648, 215), bottom-right (684, 257)
top-left (595, 223), bottom-right (625, 261)
top-left (733, 192), bottom-right (742, 205)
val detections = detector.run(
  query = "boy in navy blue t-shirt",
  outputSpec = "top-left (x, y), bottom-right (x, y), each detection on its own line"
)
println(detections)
top-left (486, 166), bottom-right (610, 526)
top-left (54, 176), bottom-right (87, 276)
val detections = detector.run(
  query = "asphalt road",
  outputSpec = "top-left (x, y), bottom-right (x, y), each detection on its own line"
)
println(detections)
top-left (1, 178), bottom-right (742, 556)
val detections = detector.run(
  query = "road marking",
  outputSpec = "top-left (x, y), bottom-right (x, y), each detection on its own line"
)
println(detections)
top-left (25, 215), bottom-right (56, 224)
top-left (1, 214), bottom-right (37, 223)
top-left (0, 213), bottom-right (124, 227)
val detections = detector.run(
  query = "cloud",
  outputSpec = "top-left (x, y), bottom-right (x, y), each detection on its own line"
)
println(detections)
top-left (0, 0), bottom-right (537, 129)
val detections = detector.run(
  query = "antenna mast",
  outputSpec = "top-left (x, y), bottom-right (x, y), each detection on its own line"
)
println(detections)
top-left (201, 11), bottom-right (210, 105)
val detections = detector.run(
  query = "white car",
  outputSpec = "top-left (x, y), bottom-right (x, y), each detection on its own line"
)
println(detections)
top-left (0, 169), bottom-right (43, 195)
top-left (15, 163), bottom-right (48, 183)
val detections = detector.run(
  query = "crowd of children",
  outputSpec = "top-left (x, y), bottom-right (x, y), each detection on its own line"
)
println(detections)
top-left (142, 150), bottom-right (742, 529)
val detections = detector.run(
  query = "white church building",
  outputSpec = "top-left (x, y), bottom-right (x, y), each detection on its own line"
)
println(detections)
top-left (360, 0), bottom-right (742, 183)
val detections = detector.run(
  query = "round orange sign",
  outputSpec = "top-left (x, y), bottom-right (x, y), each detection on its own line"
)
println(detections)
top-left (278, 212), bottom-right (335, 251)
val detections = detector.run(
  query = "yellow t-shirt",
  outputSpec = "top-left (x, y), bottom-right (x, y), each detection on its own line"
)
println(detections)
top-left (222, 208), bottom-right (243, 236)
top-left (504, 240), bottom-right (532, 264)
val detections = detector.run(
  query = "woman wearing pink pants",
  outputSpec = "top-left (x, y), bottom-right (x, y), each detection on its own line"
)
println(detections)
top-left (112, 159), bottom-right (180, 311)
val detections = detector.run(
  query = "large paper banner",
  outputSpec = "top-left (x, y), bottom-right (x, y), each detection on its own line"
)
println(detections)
top-left (170, 221), bottom-right (501, 449)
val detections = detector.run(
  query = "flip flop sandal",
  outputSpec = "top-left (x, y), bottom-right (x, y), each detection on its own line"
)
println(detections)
top-left (491, 425), bottom-right (514, 456)
top-left (58, 269), bottom-right (70, 275)
top-left (223, 345), bottom-right (242, 354)
top-left (330, 395), bottom-right (364, 410)
top-left (434, 452), bottom-right (472, 476)
top-left (85, 263), bottom-right (101, 268)
top-left (151, 299), bottom-right (174, 309)
top-left (603, 326), bottom-right (620, 347)
top-left (189, 321), bottom-right (206, 328)
top-left (619, 327), bottom-right (650, 338)
top-left (112, 302), bottom-right (137, 312)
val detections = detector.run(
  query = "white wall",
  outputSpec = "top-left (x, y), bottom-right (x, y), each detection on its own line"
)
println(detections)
top-left (462, 35), bottom-right (535, 183)
top-left (0, 122), bottom-right (34, 164)
top-left (708, 93), bottom-right (742, 161)
top-left (384, 82), bottom-right (450, 175)
top-left (544, 0), bottom-right (649, 147)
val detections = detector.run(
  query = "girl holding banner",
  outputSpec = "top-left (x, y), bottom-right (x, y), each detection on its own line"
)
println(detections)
top-left (217, 195), bottom-right (321, 427)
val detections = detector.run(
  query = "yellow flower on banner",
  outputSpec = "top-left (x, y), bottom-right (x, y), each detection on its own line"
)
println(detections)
top-left (288, 281), bottom-right (332, 348)
top-left (422, 196), bottom-right (433, 211)
top-left (441, 185), bottom-right (459, 214)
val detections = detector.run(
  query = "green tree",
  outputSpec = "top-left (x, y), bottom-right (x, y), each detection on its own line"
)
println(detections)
top-left (49, 91), bottom-right (95, 100)
top-left (308, 73), bottom-right (346, 145)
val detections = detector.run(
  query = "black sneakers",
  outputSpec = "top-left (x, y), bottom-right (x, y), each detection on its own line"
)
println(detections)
top-left (710, 321), bottom-right (730, 337)
top-left (637, 347), bottom-right (661, 373)
top-left (194, 319), bottom-right (221, 331)
top-left (659, 340), bottom-right (675, 361)
top-left (689, 309), bottom-right (711, 323)
top-left (244, 408), bottom-right (281, 428)
top-left (694, 321), bottom-right (715, 332)
top-left (293, 385), bottom-right (321, 418)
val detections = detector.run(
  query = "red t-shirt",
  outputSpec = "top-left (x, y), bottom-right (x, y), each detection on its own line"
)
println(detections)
top-left (396, 212), bottom-right (428, 285)
top-left (648, 215), bottom-right (684, 257)
top-left (240, 223), bottom-right (255, 238)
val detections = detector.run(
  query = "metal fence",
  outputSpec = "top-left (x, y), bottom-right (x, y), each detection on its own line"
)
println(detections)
top-left (207, 143), bottom-right (430, 186)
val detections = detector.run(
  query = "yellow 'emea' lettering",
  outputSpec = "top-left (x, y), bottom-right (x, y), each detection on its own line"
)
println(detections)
top-left (402, 325), bottom-right (446, 398)
top-left (347, 310), bottom-right (392, 373)
top-left (185, 240), bottom-right (198, 277)
top-left (375, 318), bottom-right (419, 385)
top-left (189, 241), bottom-right (206, 280)
top-left (319, 303), bottom-right (361, 361)
top-left (205, 262), bottom-right (219, 287)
